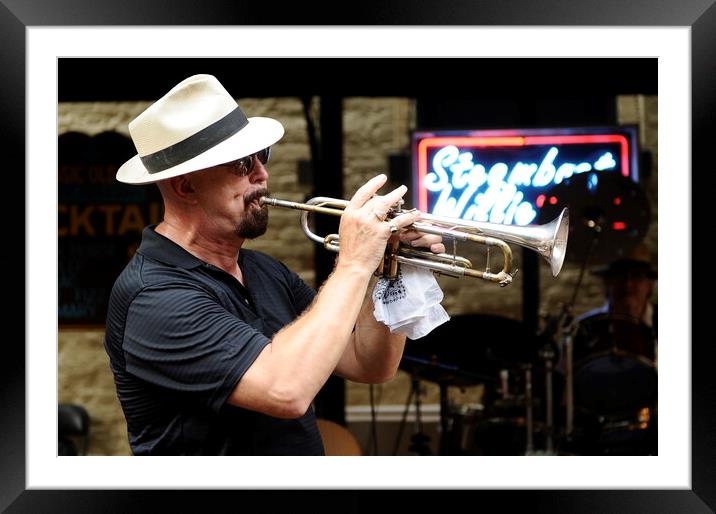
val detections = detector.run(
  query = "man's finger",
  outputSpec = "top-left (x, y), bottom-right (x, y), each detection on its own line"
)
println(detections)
top-left (430, 243), bottom-right (447, 254)
top-left (392, 208), bottom-right (420, 227)
top-left (373, 184), bottom-right (408, 213)
top-left (347, 174), bottom-right (388, 209)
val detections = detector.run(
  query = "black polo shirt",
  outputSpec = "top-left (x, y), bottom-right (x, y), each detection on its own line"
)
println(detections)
top-left (104, 225), bottom-right (324, 455)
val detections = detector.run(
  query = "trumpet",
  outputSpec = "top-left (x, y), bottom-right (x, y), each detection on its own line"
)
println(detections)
top-left (260, 196), bottom-right (569, 287)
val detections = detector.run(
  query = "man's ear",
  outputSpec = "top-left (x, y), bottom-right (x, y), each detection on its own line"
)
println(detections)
top-left (170, 174), bottom-right (196, 201)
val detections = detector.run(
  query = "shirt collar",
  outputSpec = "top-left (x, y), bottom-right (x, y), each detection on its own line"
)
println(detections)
top-left (136, 224), bottom-right (205, 269)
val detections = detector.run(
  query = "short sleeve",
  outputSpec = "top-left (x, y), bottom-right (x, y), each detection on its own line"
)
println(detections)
top-left (270, 258), bottom-right (315, 313)
top-left (123, 282), bottom-right (270, 413)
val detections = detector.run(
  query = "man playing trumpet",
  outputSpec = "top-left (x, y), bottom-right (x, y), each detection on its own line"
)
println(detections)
top-left (104, 74), bottom-right (445, 455)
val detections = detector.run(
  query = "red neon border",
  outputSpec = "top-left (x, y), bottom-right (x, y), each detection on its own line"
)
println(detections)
top-left (417, 135), bottom-right (629, 211)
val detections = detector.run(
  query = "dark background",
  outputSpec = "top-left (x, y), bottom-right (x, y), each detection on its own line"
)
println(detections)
top-left (58, 58), bottom-right (658, 101)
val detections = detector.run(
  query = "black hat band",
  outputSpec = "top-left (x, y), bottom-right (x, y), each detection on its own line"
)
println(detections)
top-left (140, 106), bottom-right (249, 173)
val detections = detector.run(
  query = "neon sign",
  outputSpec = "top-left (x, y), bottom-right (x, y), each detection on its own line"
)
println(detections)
top-left (413, 127), bottom-right (638, 226)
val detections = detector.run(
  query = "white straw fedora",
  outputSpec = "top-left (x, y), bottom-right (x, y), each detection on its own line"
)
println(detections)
top-left (117, 74), bottom-right (284, 184)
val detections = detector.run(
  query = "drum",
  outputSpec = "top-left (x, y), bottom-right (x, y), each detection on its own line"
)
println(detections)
top-left (449, 407), bottom-right (546, 456)
top-left (487, 366), bottom-right (544, 415)
top-left (573, 313), bottom-right (656, 363)
top-left (571, 313), bottom-right (657, 417)
top-left (573, 350), bottom-right (657, 417)
top-left (569, 401), bottom-right (658, 456)
top-left (402, 314), bottom-right (539, 387)
top-left (569, 313), bottom-right (658, 455)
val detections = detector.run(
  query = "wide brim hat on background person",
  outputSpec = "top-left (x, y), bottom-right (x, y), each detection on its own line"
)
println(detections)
top-left (592, 242), bottom-right (657, 279)
top-left (117, 74), bottom-right (284, 185)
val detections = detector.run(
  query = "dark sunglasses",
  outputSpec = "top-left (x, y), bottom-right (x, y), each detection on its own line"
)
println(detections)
top-left (225, 147), bottom-right (271, 176)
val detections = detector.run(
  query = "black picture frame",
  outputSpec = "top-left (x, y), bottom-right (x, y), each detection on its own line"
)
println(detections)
top-left (2, 1), bottom-right (713, 512)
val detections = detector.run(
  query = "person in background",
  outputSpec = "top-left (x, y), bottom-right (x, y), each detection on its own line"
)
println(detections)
top-left (576, 242), bottom-right (657, 363)
top-left (567, 242), bottom-right (658, 455)
top-left (103, 74), bottom-right (445, 455)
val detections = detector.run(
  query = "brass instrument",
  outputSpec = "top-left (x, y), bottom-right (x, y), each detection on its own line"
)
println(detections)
top-left (260, 196), bottom-right (569, 287)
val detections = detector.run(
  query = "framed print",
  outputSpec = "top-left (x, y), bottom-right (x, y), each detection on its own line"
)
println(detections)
top-left (2, 1), bottom-right (713, 512)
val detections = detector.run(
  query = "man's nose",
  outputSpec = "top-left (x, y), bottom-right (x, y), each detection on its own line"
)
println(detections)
top-left (249, 159), bottom-right (269, 183)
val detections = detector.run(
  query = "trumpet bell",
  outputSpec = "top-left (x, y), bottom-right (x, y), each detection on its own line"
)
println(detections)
top-left (418, 207), bottom-right (569, 277)
top-left (546, 208), bottom-right (569, 276)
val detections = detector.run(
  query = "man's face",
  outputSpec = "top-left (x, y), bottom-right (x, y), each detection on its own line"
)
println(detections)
top-left (191, 157), bottom-right (271, 239)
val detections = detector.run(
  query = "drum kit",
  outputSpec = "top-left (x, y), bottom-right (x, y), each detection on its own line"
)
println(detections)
top-left (399, 172), bottom-right (658, 456)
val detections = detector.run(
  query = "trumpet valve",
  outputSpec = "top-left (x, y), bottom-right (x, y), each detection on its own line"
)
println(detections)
top-left (385, 240), bottom-right (401, 280)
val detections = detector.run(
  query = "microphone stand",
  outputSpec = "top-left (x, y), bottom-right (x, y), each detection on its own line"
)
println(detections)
top-left (564, 224), bottom-right (602, 446)
top-left (407, 374), bottom-right (432, 456)
top-left (546, 219), bottom-right (601, 450)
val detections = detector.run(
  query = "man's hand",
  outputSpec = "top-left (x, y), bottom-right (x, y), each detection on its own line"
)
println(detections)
top-left (397, 229), bottom-right (445, 255)
top-left (336, 174), bottom-right (421, 274)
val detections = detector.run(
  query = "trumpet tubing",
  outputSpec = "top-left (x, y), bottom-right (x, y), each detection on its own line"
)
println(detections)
top-left (259, 196), bottom-right (569, 286)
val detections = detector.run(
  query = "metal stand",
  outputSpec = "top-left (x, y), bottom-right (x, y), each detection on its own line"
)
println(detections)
top-left (539, 344), bottom-right (556, 454)
top-left (539, 226), bottom-right (600, 452)
top-left (438, 382), bottom-right (451, 455)
top-left (524, 364), bottom-right (535, 455)
top-left (562, 315), bottom-right (577, 443)
top-left (407, 375), bottom-right (432, 456)
top-left (392, 373), bottom-right (432, 455)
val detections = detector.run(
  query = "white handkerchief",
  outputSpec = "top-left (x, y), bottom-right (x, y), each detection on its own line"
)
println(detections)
top-left (387, 304), bottom-right (451, 339)
top-left (372, 264), bottom-right (450, 339)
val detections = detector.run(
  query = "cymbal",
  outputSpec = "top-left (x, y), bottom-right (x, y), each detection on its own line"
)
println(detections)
top-left (400, 314), bottom-right (538, 386)
top-left (399, 354), bottom-right (494, 387)
top-left (536, 172), bottom-right (650, 266)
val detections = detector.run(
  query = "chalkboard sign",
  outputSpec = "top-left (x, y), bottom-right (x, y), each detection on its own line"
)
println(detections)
top-left (59, 131), bottom-right (163, 326)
